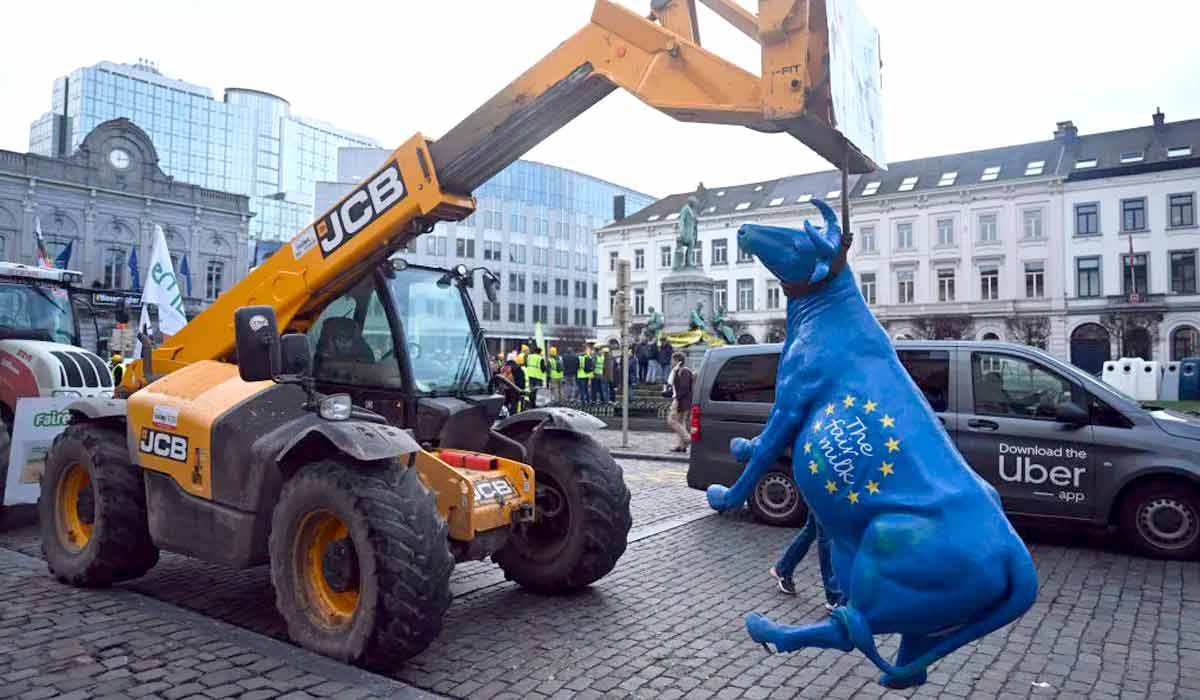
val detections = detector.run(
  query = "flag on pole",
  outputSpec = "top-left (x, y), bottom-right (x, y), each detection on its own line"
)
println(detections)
top-left (534, 321), bottom-right (545, 354)
top-left (132, 225), bottom-right (188, 358)
top-left (33, 217), bottom-right (53, 269)
top-left (127, 246), bottom-right (141, 290)
top-left (179, 255), bottom-right (193, 296)
top-left (54, 240), bottom-right (73, 269)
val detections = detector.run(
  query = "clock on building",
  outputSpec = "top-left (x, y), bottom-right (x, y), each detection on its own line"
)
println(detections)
top-left (108, 148), bottom-right (131, 170)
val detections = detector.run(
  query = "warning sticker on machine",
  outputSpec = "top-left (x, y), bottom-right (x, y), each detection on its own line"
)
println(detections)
top-left (291, 226), bottom-right (318, 260)
top-left (152, 405), bottom-right (179, 429)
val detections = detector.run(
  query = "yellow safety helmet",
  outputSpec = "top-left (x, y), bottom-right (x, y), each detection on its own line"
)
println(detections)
top-left (110, 353), bottom-right (123, 363)
top-left (496, 353), bottom-right (504, 362)
top-left (549, 346), bottom-right (558, 357)
top-left (520, 344), bottom-right (529, 354)
top-left (515, 353), bottom-right (526, 366)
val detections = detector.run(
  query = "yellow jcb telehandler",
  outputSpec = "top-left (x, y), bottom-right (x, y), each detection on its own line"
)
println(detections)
top-left (38, 0), bottom-right (881, 668)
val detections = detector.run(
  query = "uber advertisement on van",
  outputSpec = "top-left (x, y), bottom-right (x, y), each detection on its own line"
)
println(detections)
top-left (996, 441), bottom-right (1091, 510)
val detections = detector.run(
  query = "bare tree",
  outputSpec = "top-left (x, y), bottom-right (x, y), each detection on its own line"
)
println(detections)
top-left (764, 318), bottom-right (787, 343)
top-left (1005, 316), bottom-right (1050, 349)
top-left (1100, 311), bottom-right (1163, 357)
top-left (548, 325), bottom-right (594, 351)
top-left (911, 315), bottom-right (974, 340)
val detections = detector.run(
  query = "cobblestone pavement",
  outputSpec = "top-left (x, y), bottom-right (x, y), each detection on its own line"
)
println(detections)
top-left (0, 547), bottom-right (431, 700)
top-left (3, 456), bottom-right (1199, 699)
top-left (593, 429), bottom-right (685, 459)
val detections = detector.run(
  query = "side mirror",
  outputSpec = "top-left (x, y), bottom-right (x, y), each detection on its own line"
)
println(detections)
top-left (483, 271), bottom-right (500, 304)
top-left (279, 333), bottom-right (311, 377)
top-left (1055, 400), bottom-right (1089, 427)
top-left (234, 306), bottom-right (280, 382)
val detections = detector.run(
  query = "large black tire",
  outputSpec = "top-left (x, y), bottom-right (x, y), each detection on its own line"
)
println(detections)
top-left (494, 429), bottom-right (632, 594)
top-left (0, 418), bottom-right (10, 526)
top-left (269, 459), bottom-right (454, 669)
top-left (39, 422), bottom-right (159, 586)
top-left (1117, 478), bottom-right (1200, 560)
top-left (748, 466), bottom-right (808, 527)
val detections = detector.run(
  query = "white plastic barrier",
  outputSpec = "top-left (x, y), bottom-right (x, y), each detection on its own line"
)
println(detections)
top-left (1135, 360), bottom-right (1161, 401)
top-left (1160, 361), bottom-right (1181, 401)
top-left (1101, 358), bottom-right (1141, 399)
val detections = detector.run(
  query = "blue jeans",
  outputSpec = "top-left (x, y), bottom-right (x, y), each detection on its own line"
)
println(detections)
top-left (575, 377), bottom-right (590, 403)
top-left (592, 377), bottom-right (610, 402)
top-left (646, 359), bottom-right (659, 383)
top-left (775, 512), bottom-right (844, 605)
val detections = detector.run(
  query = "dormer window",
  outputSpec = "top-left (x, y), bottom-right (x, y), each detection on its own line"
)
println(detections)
top-left (716, 190), bottom-right (726, 196)
top-left (665, 212), bottom-right (679, 221)
top-left (826, 190), bottom-right (841, 199)
top-left (1119, 151), bottom-right (1144, 163)
top-left (735, 202), bottom-right (751, 211)
top-left (1167, 146), bottom-right (1192, 158)
top-left (647, 214), bottom-right (661, 221)
top-left (1024, 160), bottom-right (1045, 176)
top-left (1075, 158), bottom-right (1097, 169)
top-left (753, 185), bottom-right (764, 192)
top-left (768, 197), bottom-right (784, 206)
top-left (796, 194), bottom-right (813, 203)
top-left (861, 182), bottom-right (880, 196)
top-left (980, 166), bottom-right (1001, 181)
top-left (898, 176), bottom-right (919, 192)
top-left (936, 172), bottom-right (957, 187)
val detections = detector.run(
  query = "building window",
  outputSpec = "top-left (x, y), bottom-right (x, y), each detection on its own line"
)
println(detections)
top-left (455, 238), bottom-right (475, 258)
top-left (1025, 261), bottom-right (1045, 298)
top-left (1169, 193), bottom-right (1195, 228)
top-left (634, 288), bottom-right (645, 315)
top-left (205, 260), bottom-right (225, 301)
top-left (1171, 251), bottom-right (1197, 294)
top-left (736, 279), bottom-right (754, 311)
top-left (714, 281), bottom-right (728, 311)
top-left (712, 238), bottom-right (727, 265)
top-left (978, 214), bottom-right (998, 243)
top-left (1172, 326), bottom-right (1199, 361)
top-left (937, 269), bottom-right (955, 302)
top-left (481, 300), bottom-right (500, 322)
top-left (634, 248), bottom-right (644, 270)
top-left (1121, 198), bottom-right (1147, 232)
top-left (1075, 203), bottom-right (1099, 236)
top-left (1022, 209), bottom-right (1043, 239)
top-left (507, 303), bottom-right (526, 323)
top-left (897, 270), bottom-right (914, 304)
top-left (1121, 253), bottom-right (1148, 296)
top-left (895, 222), bottom-right (913, 250)
top-left (737, 244), bottom-right (754, 263)
top-left (980, 266), bottom-right (999, 300)
top-left (483, 241), bottom-right (502, 261)
top-left (936, 218), bottom-right (954, 246)
top-left (766, 285), bottom-right (781, 309)
top-left (102, 248), bottom-right (124, 288)
top-left (690, 246), bottom-right (702, 267)
top-left (659, 246), bottom-right (671, 268)
top-left (1076, 257), bottom-right (1101, 298)
top-left (859, 226), bottom-right (876, 253)
top-left (508, 244), bottom-right (526, 264)
top-left (860, 272), bottom-right (876, 304)
top-left (609, 250), bottom-right (618, 271)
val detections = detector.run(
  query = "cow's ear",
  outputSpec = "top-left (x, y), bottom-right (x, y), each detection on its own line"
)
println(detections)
top-left (809, 260), bottom-right (831, 285)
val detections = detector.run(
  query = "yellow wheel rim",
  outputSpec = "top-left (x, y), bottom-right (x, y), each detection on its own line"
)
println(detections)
top-left (297, 510), bottom-right (360, 627)
top-left (56, 463), bottom-right (93, 553)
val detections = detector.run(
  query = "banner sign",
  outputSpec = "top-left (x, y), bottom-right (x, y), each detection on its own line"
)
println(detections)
top-left (3, 396), bottom-right (77, 506)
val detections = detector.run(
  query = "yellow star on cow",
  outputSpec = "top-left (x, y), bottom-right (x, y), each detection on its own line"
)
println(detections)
top-left (866, 480), bottom-right (880, 494)
top-left (825, 403), bottom-right (835, 415)
top-left (843, 394), bottom-right (856, 408)
top-left (879, 462), bottom-right (894, 477)
top-left (886, 437), bottom-right (901, 453)
top-left (809, 460), bottom-right (819, 474)
top-left (803, 441), bottom-right (812, 454)
top-left (881, 414), bottom-right (895, 428)
top-left (825, 480), bottom-right (838, 494)
top-left (863, 400), bottom-right (877, 413)
top-left (812, 420), bottom-right (823, 432)
top-left (847, 490), bottom-right (860, 504)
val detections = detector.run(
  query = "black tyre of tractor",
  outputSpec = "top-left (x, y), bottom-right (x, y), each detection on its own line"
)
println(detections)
top-left (269, 458), bottom-right (454, 670)
top-left (494, 429), bottom-right (632, 594)
top-left (0, 417), bottom-right (10, 526)
top-left (39, 422), bottom-right (159, 587)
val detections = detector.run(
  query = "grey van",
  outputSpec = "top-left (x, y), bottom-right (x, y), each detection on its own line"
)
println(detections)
top-left (687, 340), bottom-right (1200, 560)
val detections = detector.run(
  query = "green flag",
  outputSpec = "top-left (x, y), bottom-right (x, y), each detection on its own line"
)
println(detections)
top-left (535, 321), bottom-right (545, 353)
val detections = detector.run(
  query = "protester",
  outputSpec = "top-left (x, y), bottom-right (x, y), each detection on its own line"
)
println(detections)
top-left (636, 339), bottom-right (652, 384)
top-left (626, 347), bottom-right (638, 392)
top-left (561, 347), bottom-right (579, 402)
top-left (576, 345), bottom-right (594, 404)
top-left (547, 346), bottom-right (563, 401)
top-left (525, 345), bottom-right (546, 391)
top-left (769, 510), bottom-right (845, 609)
top-left (498, 358), bottom-right (525, 414)
top-left (666, 351), bottom-right (693, 452)
top-left (596, 346), bottom-right (613, 403)
top-left (657, 338), bottom-right (673, 385)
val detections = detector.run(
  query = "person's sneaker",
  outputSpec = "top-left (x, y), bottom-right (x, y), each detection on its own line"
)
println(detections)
top-left (824, 602), bottom-right (841, 612)
top-left (770, 566), bottom-right (796, 595)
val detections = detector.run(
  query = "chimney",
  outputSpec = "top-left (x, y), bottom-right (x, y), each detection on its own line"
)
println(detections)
top-left (1153, 107), bottom-right (1166, 128)
top-left (1054, 120), bottom-right (1079, 143)
top-left (612, 194), bottom-right (626, 222)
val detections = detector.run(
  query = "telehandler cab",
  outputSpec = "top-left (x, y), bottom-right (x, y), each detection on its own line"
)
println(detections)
top-left (39, 0), bottom-right (881, 667)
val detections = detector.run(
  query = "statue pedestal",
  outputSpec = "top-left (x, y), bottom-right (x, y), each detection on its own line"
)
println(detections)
top-left (661, 268), bottom-right (715, 370)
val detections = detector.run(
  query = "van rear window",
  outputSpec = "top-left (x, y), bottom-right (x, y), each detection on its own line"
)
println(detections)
top-left (897, 350), bottom-right (950, 412)
top-left (711, 355), bottom-right (779, 403)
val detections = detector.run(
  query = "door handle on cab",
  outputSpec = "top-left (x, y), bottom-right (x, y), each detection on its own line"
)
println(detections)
top-left (967, 419), bottom-right (999, 431)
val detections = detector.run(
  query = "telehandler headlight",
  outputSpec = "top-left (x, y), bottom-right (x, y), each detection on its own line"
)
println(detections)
top-left (319, 394), bottom-right (353, 421)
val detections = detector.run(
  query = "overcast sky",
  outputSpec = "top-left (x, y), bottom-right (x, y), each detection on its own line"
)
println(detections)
top-left (1, 1), bottom-right (1197, 199)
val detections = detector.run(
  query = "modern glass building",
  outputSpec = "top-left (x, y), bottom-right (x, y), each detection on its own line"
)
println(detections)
top-left (316, 150), bottom-right (655, 351)
top-left (29, 60), bottom-right (377, 242)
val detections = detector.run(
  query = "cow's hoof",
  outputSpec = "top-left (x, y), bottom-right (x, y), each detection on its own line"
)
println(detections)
top-left (880, 669), bottom-right (927, 689)
top-left (745, 612), bottom-right (781, 651)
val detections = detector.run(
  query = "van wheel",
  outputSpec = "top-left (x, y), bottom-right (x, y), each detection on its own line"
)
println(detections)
top-left (1118, 479), bottom-right (1200, 560)
top-left (748, 467), bottom-right (807, 527)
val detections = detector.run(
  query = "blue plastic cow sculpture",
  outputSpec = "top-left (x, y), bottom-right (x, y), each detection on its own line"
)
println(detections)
top-left (707, 200), bottom-right (1038, 689)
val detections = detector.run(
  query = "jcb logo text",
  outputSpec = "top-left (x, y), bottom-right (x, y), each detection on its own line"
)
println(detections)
top-left (139, 429), bottom-right (189, 463)
top-left (316, 161), bottom-right (405, 257)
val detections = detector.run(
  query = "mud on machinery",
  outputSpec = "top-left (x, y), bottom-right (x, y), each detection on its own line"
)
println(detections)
top-left (38, 0), bottom-right (880, 668)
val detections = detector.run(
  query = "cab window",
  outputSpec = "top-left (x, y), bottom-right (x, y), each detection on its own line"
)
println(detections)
top-left (710, 354), bottom-right (778, 403)
top-left (308, 278), bottom-right (402, 388)
top-left (897, 349), bottom-right (950, 412)
top-left (971, 352), bottom-right (1080, 419)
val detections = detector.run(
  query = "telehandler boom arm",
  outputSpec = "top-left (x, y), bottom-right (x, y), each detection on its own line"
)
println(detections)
top-left (124, 0), bottom-right (879, 390)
